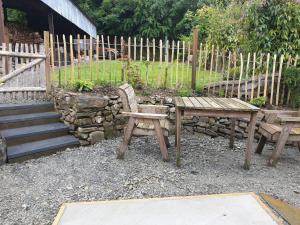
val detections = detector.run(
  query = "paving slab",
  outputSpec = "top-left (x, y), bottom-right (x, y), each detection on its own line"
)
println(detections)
top-left (53, 193), bottom-right (283, 225)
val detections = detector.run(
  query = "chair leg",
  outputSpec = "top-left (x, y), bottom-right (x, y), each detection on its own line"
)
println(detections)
top-left (268, 125), bottom-right (292, 167)
top-left (164, 136), bottom-right (171, 148)
top-left (153, 120), bottom-right (169, 161)
top-left (255, 135), bottom-right (267, 154)
top-left (117, 117), bottom-right (135, 159)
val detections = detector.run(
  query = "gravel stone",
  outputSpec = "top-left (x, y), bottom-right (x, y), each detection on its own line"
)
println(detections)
top-left (0, 133), bottom-right (299, 225)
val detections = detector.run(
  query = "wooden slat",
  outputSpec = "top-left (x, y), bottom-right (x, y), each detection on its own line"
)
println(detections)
top-left (114, 36), bottom-right (117, 84)
top-left (77, 34), bottom-right (81, 80)
top-left (134, 37), bottom-right (136, 61)
top-left (107, 36), bottom-right (112, 83)
top-left (174, 97), bottom-right (185, 108)
top-left (230, 52), bottom-right (237, 97)
top-left (251, 52), bottom-right (256, 100)
top-left (62, 34), bottom-right (67, 84)
top-left (245, 52), bottom-right (250, 101)
top-left (140, 38), bottom-right (143, 62)
top-left (188, 97), bottom-right (203, 108)
top-left (197, 43), bottom-right (202, 88)
top-left (101, 35), bottom-right (105, 81)
top-left (264, 53), bottom-right (270, 97)
top-left (186, 42), bottom-right (191, 85)
top-left (208, 45), bottom-right (214, 94)
top-left (170, 40), bottom-right (175, 87)
top-left (70, 35), bottom-right (75, 81)
top-left (238, 53), bottom-right (243, 99)
top-left (270, 54), bottom-right (277, 105)
top-left (181, 41), bottom-right (185, 84)
top-left (96, 35), bottom-right (100, 80)
top-left (275, 55), bottom-right (284, 106)
top-left (257, 53), bottom-right (263, 97)
top-left (89, 36), bottom-right (93, 80)
top-left (175, 41), bottom-right (180, 87)
top-left (159, 39), bottom-right (163, 87)
top-left (182, 97), bottom-right (194, 107)
top-left (83, 35), bottom-right (87, 79)
top-left (213, 46), bottom-right (219, 93)
top-left (225, 51), bottom-right (231, 97)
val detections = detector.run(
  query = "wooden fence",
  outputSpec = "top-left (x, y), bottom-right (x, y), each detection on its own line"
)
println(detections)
top-left (0, 40), bottom-right (47, 101)
top-left (49, 33), bottom-right (298, 106)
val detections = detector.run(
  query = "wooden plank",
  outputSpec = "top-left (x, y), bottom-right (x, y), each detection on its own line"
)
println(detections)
top-left (231, 52), bottom-right (237, 97)
top-left (1, 43), bottom-right (6, 76)
top-left (233, 98), bottom-right (259, 111)
top-left (191, 29), bottom-right (198, 90)
top-left (134, 37), bottom-right (136, 61)
top-left (96, 35), bottom-right (99, 80)
top-left (70, 35), bottom-right (75, 81)
top-left (181, 41), bottom-right (185, 84)
top-left (164, 39), bottom-right (169, 88)
top-left (225, 52), bottom-right (231, 97)
top-left (107, 36), bottom-right (112, 83)
top-left (56, 35), bottom-right (61, 84)
top-left (270, 54), bottom-right (277, 105)
top-left (245, 53), bottom-right (250, 101)
top-left (114, 36), bottom-right (117, 84)
top-left (251, 52), bottom-right (256, 100)
top-left (25, 44), bottom-right (29, 88)
top-left (264, 53), bottom-right (270, 97)
top-left (275, 55), bottom-right (284, 106)
top-left (83, 35), bottom-right (87, 79)
top-left (175, 41), bottom-right (180, 88)
top-left (257, 53), bottom-right (264, 97)
top-left (44, 31), bottom-right (51, 94)
top-left (197, 43), bottom-right (202, 88)
top-left (182, 97), bottom-right (194, 107)
top-left (128, 37), bottom-right (131, 60)
top-left (170, 40), bottom-right (175, 87)
top-left (196, 97), bottom-right (213, 108)
top-left (147, 38), bottom-right (150, 62)
top-left (101, 35), bottom-right (105, 81)
top-left (77, 34), bottom-right (81, 80)
top-left (62, 34), bottom-right (67, 84)
top-left (50, 34), bottom-right (55, 80)
top-left (14, 43), bottom-right (19, 86)
top-left (208, 45), bottom-right (214, 94)
top-left (186, 42), bottom-right (191, 85)
top-left (203, 43), bottom-right (208, 86)
top-left (213, 46), bottom-right (219, 94)
top-left (188, 97), bottom-right (203, 108)
top-left (140, 38), bottom-right (143, 62)
top-left (89, 36), bottom-right (93, 80)
top-left (159, 39), bottom-right (163, 87)
top-left (152, 38), bottom-right (156, 85)
top-left (238, 53), bottom-right (243, 99)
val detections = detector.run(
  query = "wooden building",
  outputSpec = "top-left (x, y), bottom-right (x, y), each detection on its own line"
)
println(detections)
top-left (0, 0), bottom-right (97, 43)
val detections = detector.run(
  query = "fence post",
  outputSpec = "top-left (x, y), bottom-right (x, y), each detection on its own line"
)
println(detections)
top-left (191, 29), bottom-right (198, 91)
top-left (44, 31), bottom-right (51, 94)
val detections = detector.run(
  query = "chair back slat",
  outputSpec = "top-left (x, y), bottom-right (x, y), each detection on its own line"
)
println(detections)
top-left (118, 83), bottom-right (138, 112)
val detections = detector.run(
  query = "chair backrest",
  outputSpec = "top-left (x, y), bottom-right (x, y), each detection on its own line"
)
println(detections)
top-left (118, 83), bottom-right (138, 112)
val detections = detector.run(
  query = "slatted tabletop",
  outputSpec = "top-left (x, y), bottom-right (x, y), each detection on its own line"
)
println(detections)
top-left (175, 97), bottom-right (259, 112)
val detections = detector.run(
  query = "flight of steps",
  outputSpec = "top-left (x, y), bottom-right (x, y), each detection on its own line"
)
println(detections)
top-left (0, 102), bottom-right (80, 162)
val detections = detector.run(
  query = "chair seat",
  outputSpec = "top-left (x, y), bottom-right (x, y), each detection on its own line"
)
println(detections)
top-left (259, 123), bottom-right (300, 141)
top-left (133, 120), bottom-right (170, 136)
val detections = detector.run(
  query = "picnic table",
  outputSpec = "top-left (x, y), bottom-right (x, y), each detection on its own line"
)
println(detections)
top-left (175, 97), bottom-right (259, 170)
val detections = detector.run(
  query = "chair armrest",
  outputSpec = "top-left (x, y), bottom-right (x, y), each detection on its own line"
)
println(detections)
top-left (277, 115), bottom-right (300, 123)
top-left (138, 105), bottom-right (169, 114)
top-left (122, 112), bottom-right (167, 119)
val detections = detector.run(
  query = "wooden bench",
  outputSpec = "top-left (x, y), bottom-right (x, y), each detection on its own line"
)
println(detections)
top-left (255, 109), bottom-right (300, 166)
top-left (117, 84), bottom-right (170, 161)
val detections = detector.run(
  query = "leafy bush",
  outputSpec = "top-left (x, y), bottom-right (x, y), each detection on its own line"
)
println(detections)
top-left (283, 67), bottom-right (300, 108)
top-left (250, 96), bottom-right (267, 108)
top-left (72, 80), bottom-right (95, 92)
top-left (126, 62), bottom-right (144, 89)
top-left (176, 89), bottom-right (192, 97)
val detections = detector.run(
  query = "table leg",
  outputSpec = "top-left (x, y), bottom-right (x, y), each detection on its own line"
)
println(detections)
top-left (229, 118), bottom-right (236, 148)
top-left (244, 112), bottom-right (257, 170)
top-left (176, 108), bottom-right (182, 167)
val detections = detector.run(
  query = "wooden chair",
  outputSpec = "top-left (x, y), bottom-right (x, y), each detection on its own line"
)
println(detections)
top-left (117, 83), bottom-right (170, 161)
top-left (255, 109), bottom-right (300, 166)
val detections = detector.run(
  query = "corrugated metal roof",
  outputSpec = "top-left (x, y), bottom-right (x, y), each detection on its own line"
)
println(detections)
top-left (40, 0), bottom-right (97, 38)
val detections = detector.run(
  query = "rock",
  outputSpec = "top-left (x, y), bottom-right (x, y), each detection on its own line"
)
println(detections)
top-left (205, 129), bottom-right (218, 137)
top-left (89, 131), bottom-right (105, 144)
top-left (95, 116), bottom-right (104, 124)
top-left (164, 97), bottom-right (173, 104)
top-left (110, 95), bottom-right (119, 100)
top-left (169, 107), bottom-right (175, 113)
top-left (78, 127), bottom-right (99, 133)
top-left (76, 96), bottom-right (108, 109)
top-left (105, 114), bottom-right (113, 122)
top-left (75, 118), bottom-right (92, 126)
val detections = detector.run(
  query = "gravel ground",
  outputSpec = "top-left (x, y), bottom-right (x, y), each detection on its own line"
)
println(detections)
top-left (0, 133), bottom-right (299, 225)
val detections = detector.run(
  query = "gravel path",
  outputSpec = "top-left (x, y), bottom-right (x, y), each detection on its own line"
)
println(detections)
top-left (0, 133), bottom-right (299, 225)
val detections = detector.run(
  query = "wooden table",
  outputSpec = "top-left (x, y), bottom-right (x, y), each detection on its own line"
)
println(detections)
top-left (175, 97), bottom-right (259, 170)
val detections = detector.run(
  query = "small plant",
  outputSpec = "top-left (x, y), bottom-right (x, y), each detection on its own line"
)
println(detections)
top-left (72, 80), bottom-right (95, 92)
top-left (218, 88), bottom-right (225, 97)
top-left (176, 88), bottom-right (193, 97)
top-left (283, 67), bottom-right (300, 108)
top-left (249, 96), bottom-right (267, 108)
top-left (126, 62), bottom-right (144, 89)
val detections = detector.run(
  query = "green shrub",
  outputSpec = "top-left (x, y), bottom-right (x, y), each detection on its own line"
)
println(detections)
top-left (249, 96), bottom-right (267, 108)
top-left (283, 67), bottom-right (300, 108)
top-left (72, 80), bottom-right (95, 92)
top-left (176, 89), bottom-right (193, 97)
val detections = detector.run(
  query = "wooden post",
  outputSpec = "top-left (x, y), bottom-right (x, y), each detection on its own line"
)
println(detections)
top-left (264, 53), bottom-right (270, 98)
top-left (56, 35), bottom-right (61, 86)
top-left (170, 40), bottom-right (175, 87)
top-left (191, 29), bottom-right (198, 91)
top-left (44, 31), bottom-right (51, 94)
top-left (181, 41), bottom-right (185, 84)
top-left (62, 35), bottom-right (67, 84)
top-left (134, 37), bottom-right (136, 61)
top-left (257, 53), bottom-right (263, 97)
top-left (270, 54), bottom-right (277, 105)
top-left (0, 0), bottom-right (7, 44)
top-left (245, 53), bottom-right (250, 101)
top-left (140, 38), bottom-right (143, 62)
top-left (238, 53), bottom-right (243, 99)
top-left (175, 41), bottom-right (180, 88)
top-left (275, 55), bottom-right (284, 106)
top-left (187, 42), bottom-right (191, 85)
top-left (225, 52), bottom-right (231, 97)
top-left (96, 35), bottom-right (99, 80)
top-left (208, 45), bottom-right (214, 94)
top-left (70, 35), bottom-right (75, 81)
top-left (251, 53), bottom-right (256, 100)
top-left (89, 36), bottom-right (93, 80)
top-left (48, 12), bottom-right (55, 35)
top-left (77, 34), bottom-right (81, 79)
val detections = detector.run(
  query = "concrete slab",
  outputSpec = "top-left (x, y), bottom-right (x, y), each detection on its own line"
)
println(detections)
top-left (53, 193), bottom-right (283, 225)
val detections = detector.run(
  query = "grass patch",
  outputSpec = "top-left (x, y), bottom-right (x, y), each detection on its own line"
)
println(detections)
top-left (54, 60), bottom-right (223, 90)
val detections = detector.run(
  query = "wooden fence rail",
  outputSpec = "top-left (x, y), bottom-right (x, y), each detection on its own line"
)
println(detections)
top-left (49, 33), bottom-right (299, 106)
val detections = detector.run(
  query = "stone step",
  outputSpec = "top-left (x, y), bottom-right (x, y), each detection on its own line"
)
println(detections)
top-left (1, 123), bottom-right (69, 146)
top-left (7, 135), bottom-right (80, 160)
top-left (0, 102), bottom-right (54, 116)
top-left (0, 112), bottom-right (61, 129)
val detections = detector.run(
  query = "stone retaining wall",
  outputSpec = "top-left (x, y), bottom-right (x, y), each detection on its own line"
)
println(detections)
top-left (52, 89), bottom-right (263, 146)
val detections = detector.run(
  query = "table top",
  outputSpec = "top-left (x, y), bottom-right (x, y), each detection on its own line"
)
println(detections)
top-left (175, 97), bottom-right (259, 112)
